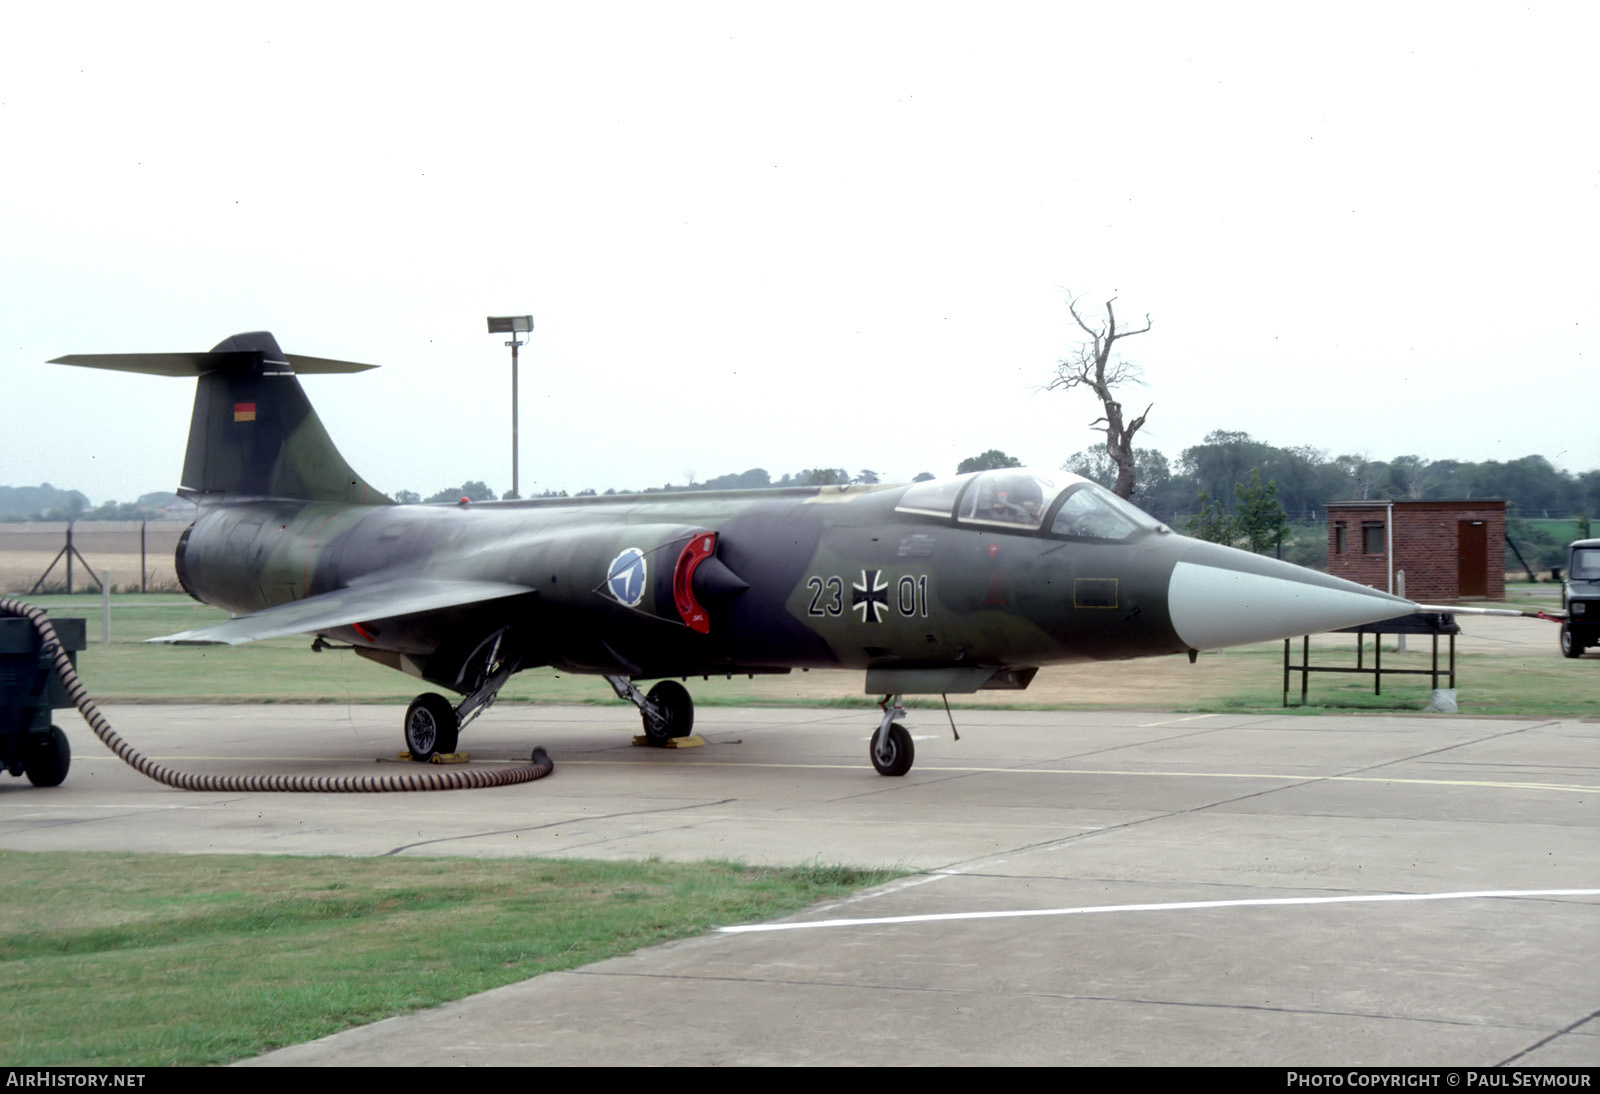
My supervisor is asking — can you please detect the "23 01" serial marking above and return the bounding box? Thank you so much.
[806,570,928,623]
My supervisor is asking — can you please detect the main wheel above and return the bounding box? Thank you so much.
[405,693,459,762]
[1560,624,1582,659]
[642,680,694,744]
[870,723,914,777]
[24,725,70,788]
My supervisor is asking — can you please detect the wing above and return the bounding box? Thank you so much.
[150,578,531,646]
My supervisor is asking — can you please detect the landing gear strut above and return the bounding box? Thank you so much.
[606,675,695,745]
[870,694,914,776]
[403,628,522,762]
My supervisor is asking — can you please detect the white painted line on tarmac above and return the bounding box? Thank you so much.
[564,759,1600,794]
[719,888,1600,934]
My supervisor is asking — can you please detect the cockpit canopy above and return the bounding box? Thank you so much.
[895,467,1163,541]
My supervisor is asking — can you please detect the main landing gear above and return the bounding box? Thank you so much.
[870,694,914,777]
[403,628,521,762]
[404,694,458,762]
[605,677,916,775]
[606,675,695,744]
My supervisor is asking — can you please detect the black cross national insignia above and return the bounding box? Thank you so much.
[852,569,889,623]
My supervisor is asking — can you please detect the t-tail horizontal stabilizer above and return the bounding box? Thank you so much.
[51,332,391,506]
[48,351,378,377]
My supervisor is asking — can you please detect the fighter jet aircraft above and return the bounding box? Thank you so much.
[53,332,1422,775]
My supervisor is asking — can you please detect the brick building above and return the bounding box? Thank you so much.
[1326,500,1506,600]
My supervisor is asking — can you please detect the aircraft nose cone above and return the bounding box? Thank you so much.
[1167,553,1413,650]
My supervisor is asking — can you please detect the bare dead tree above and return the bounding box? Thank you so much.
[1047,295,1153,499]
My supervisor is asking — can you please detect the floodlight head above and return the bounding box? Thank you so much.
[487,315,533,334]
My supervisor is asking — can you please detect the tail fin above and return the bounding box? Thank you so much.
[52,331,393,505]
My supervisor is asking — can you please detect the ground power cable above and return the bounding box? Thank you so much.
[1,598,554,792]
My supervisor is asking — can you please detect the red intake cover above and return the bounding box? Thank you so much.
[673,532,717,634]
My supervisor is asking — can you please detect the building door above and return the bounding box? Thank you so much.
[1458,520,1488,597]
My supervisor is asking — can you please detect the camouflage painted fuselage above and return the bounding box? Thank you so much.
[173,481,1211,692]
[172,473,1401,698]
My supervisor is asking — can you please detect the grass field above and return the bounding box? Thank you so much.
[0,851,900,1066]
[1526,517,1587,546]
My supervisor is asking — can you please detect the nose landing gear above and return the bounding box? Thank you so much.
[870,695,914,776]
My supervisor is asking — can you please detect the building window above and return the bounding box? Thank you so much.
[1362,521,1385,554]
[1334,522,1346,555]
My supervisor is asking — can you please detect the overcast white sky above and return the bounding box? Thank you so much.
[3,2,1596,504]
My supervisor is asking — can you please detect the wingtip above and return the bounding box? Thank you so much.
[147,632,238,646]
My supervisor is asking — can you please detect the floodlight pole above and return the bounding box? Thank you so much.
[486,315,534,499]
[510,337,520,499]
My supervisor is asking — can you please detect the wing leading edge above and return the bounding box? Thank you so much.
[150,578,532,646]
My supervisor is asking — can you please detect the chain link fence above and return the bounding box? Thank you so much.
[0,521,192,593]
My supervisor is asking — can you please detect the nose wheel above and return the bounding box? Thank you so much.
[870,695,914,776]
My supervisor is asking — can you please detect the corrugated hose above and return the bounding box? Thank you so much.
[0,597,554,792]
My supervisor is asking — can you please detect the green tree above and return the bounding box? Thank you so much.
[1062,447,1116,488]
[0,484,90,520]
[1232,468,1288,554]
[1178,431,1272,508]
[702,469,772,490]
[1184,490,1233,544]
[804,468,849,486]
[956,449,1022,474]
[1063,446,1173,511]
[425,481,497,503]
